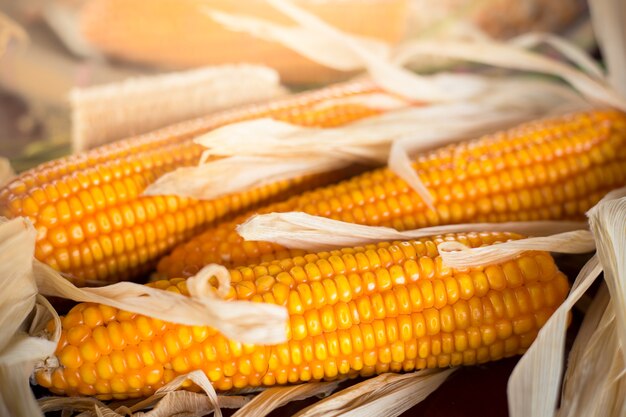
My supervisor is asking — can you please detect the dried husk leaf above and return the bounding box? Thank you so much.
[42,1,101,58]
[557,285,626,417]
[0,157,15,188]
[508,255,603,417]
[71,65,287,151]
[438,230,596,268]
[589,0,626,96]
[237,211,589,252]
[209,0,624,110]
[206,9,390,72]
[508,187,626,417]
[231,381,340,417]
[0,218,58,417]
[40,371,250,417]
[294,369,455,417]
[207,0,483,103]
[145,78,586,203]
[0,10,27,56]
[587,197,626,361]
[34,262,288,345]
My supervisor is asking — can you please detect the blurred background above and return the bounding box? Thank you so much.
[0,0,590,172]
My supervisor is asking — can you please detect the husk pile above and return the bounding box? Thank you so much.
[1,0,625,416]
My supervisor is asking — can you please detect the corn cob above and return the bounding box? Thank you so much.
[78,0,408,84]
[0,82,387,285]
[34,232,569,399]
[158,109,626,278]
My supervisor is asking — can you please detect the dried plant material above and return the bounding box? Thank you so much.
[237,211,588,252]
[0,11,27,57]
[508,255,603,417]
[438,230,596,268]
[232,381,340,417]
[0,218,58,417]
[71,65,287,151]
[392,39,626,111]
[42,1,101,58]
[40,371,250,417]
[34,261,288,344]
[146,78,585,203]
[207,9,390,73]
[589,0,626,97]
[587,195,626,364]
[508,187,626,417]
[207,1,484,103]
[556,285,625,417]
[208,0,624,111]
[0,157,15,189]
[294,369,455,417]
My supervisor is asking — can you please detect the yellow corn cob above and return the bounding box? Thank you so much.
[0,82,387,285]
[34,232,569,399]
[158,109,626,278]
[79,0,409,84]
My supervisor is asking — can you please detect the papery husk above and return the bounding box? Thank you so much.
[71,65,287,151]
[0,10,27,56]
[0,157,15,187]
[590,0,626,97]
[231,381,340,417]
[507,187,626,417]
[0,218,59,417]
[145,77,587,206]
[237,211,589,252]
[34,261,288,345]
[556,285,626,417]
[39,370,250,417]
[294,369,455,417]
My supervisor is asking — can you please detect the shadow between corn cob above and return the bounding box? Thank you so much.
[0,82,388,285]
[34,232,569,399]
[158,109,626,278]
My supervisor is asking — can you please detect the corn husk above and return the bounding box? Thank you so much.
[0,10,27,56]
[71,65,287,151]
[294,369,455,417]
[39,370,250,417]
[237,211,589,252]
[0,157,15,187]
[148,0,619,206]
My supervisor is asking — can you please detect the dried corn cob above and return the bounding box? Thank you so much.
[158,109,626,278]
[0,82,389,285]
[34,232,569,399]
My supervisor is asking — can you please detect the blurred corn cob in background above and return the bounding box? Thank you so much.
[158,109,626,278]
[35,232,570,398]
[0,81,400,285]
[64,0,584,85]
[76,0,409,85]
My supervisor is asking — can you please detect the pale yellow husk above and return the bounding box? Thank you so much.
[237,211,589,252]
[0,157,15,187]
[39,370,250,417]
[0,10,27,56]
[294,369,455,417]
